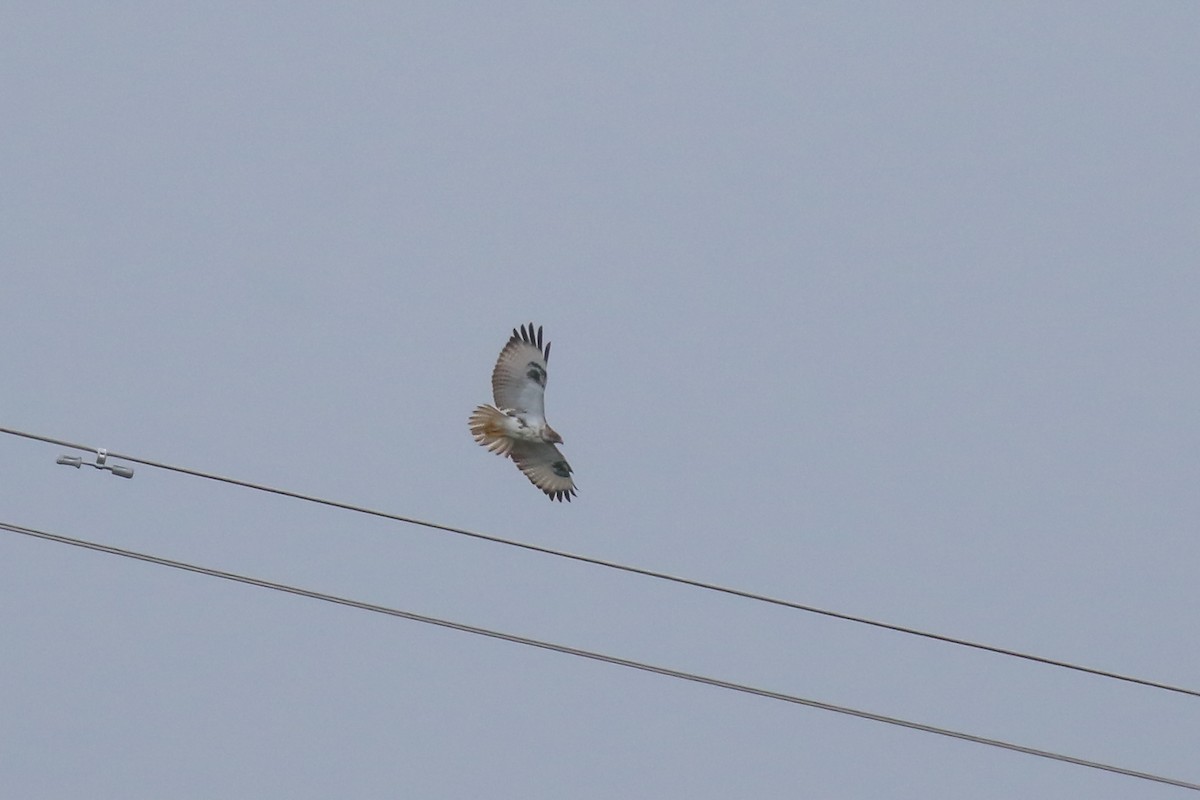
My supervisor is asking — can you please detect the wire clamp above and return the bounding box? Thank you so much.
[56,448,134,479]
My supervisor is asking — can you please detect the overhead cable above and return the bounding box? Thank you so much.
[2,425,1196,700]
[2,519,1196,792]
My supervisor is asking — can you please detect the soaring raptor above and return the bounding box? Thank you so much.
[469,324,576,501]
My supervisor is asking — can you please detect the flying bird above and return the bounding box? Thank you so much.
[469,323,576,501]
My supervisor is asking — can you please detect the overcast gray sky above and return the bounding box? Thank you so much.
[2,4,1198,797]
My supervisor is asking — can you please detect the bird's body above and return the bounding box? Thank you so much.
[469,324,576,501]
[470,405,553,452]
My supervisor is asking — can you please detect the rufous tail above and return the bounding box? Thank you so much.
[469,404,513,456]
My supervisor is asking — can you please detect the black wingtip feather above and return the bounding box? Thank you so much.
[511,322,551,361]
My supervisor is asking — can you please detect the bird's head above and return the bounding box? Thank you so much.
[543,426,563,445]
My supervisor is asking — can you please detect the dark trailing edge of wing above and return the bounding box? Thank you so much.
[513,322,551,362]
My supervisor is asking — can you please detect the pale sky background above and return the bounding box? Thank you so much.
[2,4,1198,798]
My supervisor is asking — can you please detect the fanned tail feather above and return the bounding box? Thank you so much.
[469,404,513,457]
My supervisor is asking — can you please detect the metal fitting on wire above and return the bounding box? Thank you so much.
[56,448,134,479]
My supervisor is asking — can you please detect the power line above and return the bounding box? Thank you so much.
[3,425,1198,701]
[2,518,1196,793]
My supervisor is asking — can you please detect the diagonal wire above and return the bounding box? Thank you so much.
[2,425,1197,700]
[2,518,1197,792]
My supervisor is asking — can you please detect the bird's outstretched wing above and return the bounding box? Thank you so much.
[509,440,576,502]
[492,323,550,416]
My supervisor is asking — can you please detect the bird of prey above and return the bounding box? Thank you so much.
[469,323,576,501]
